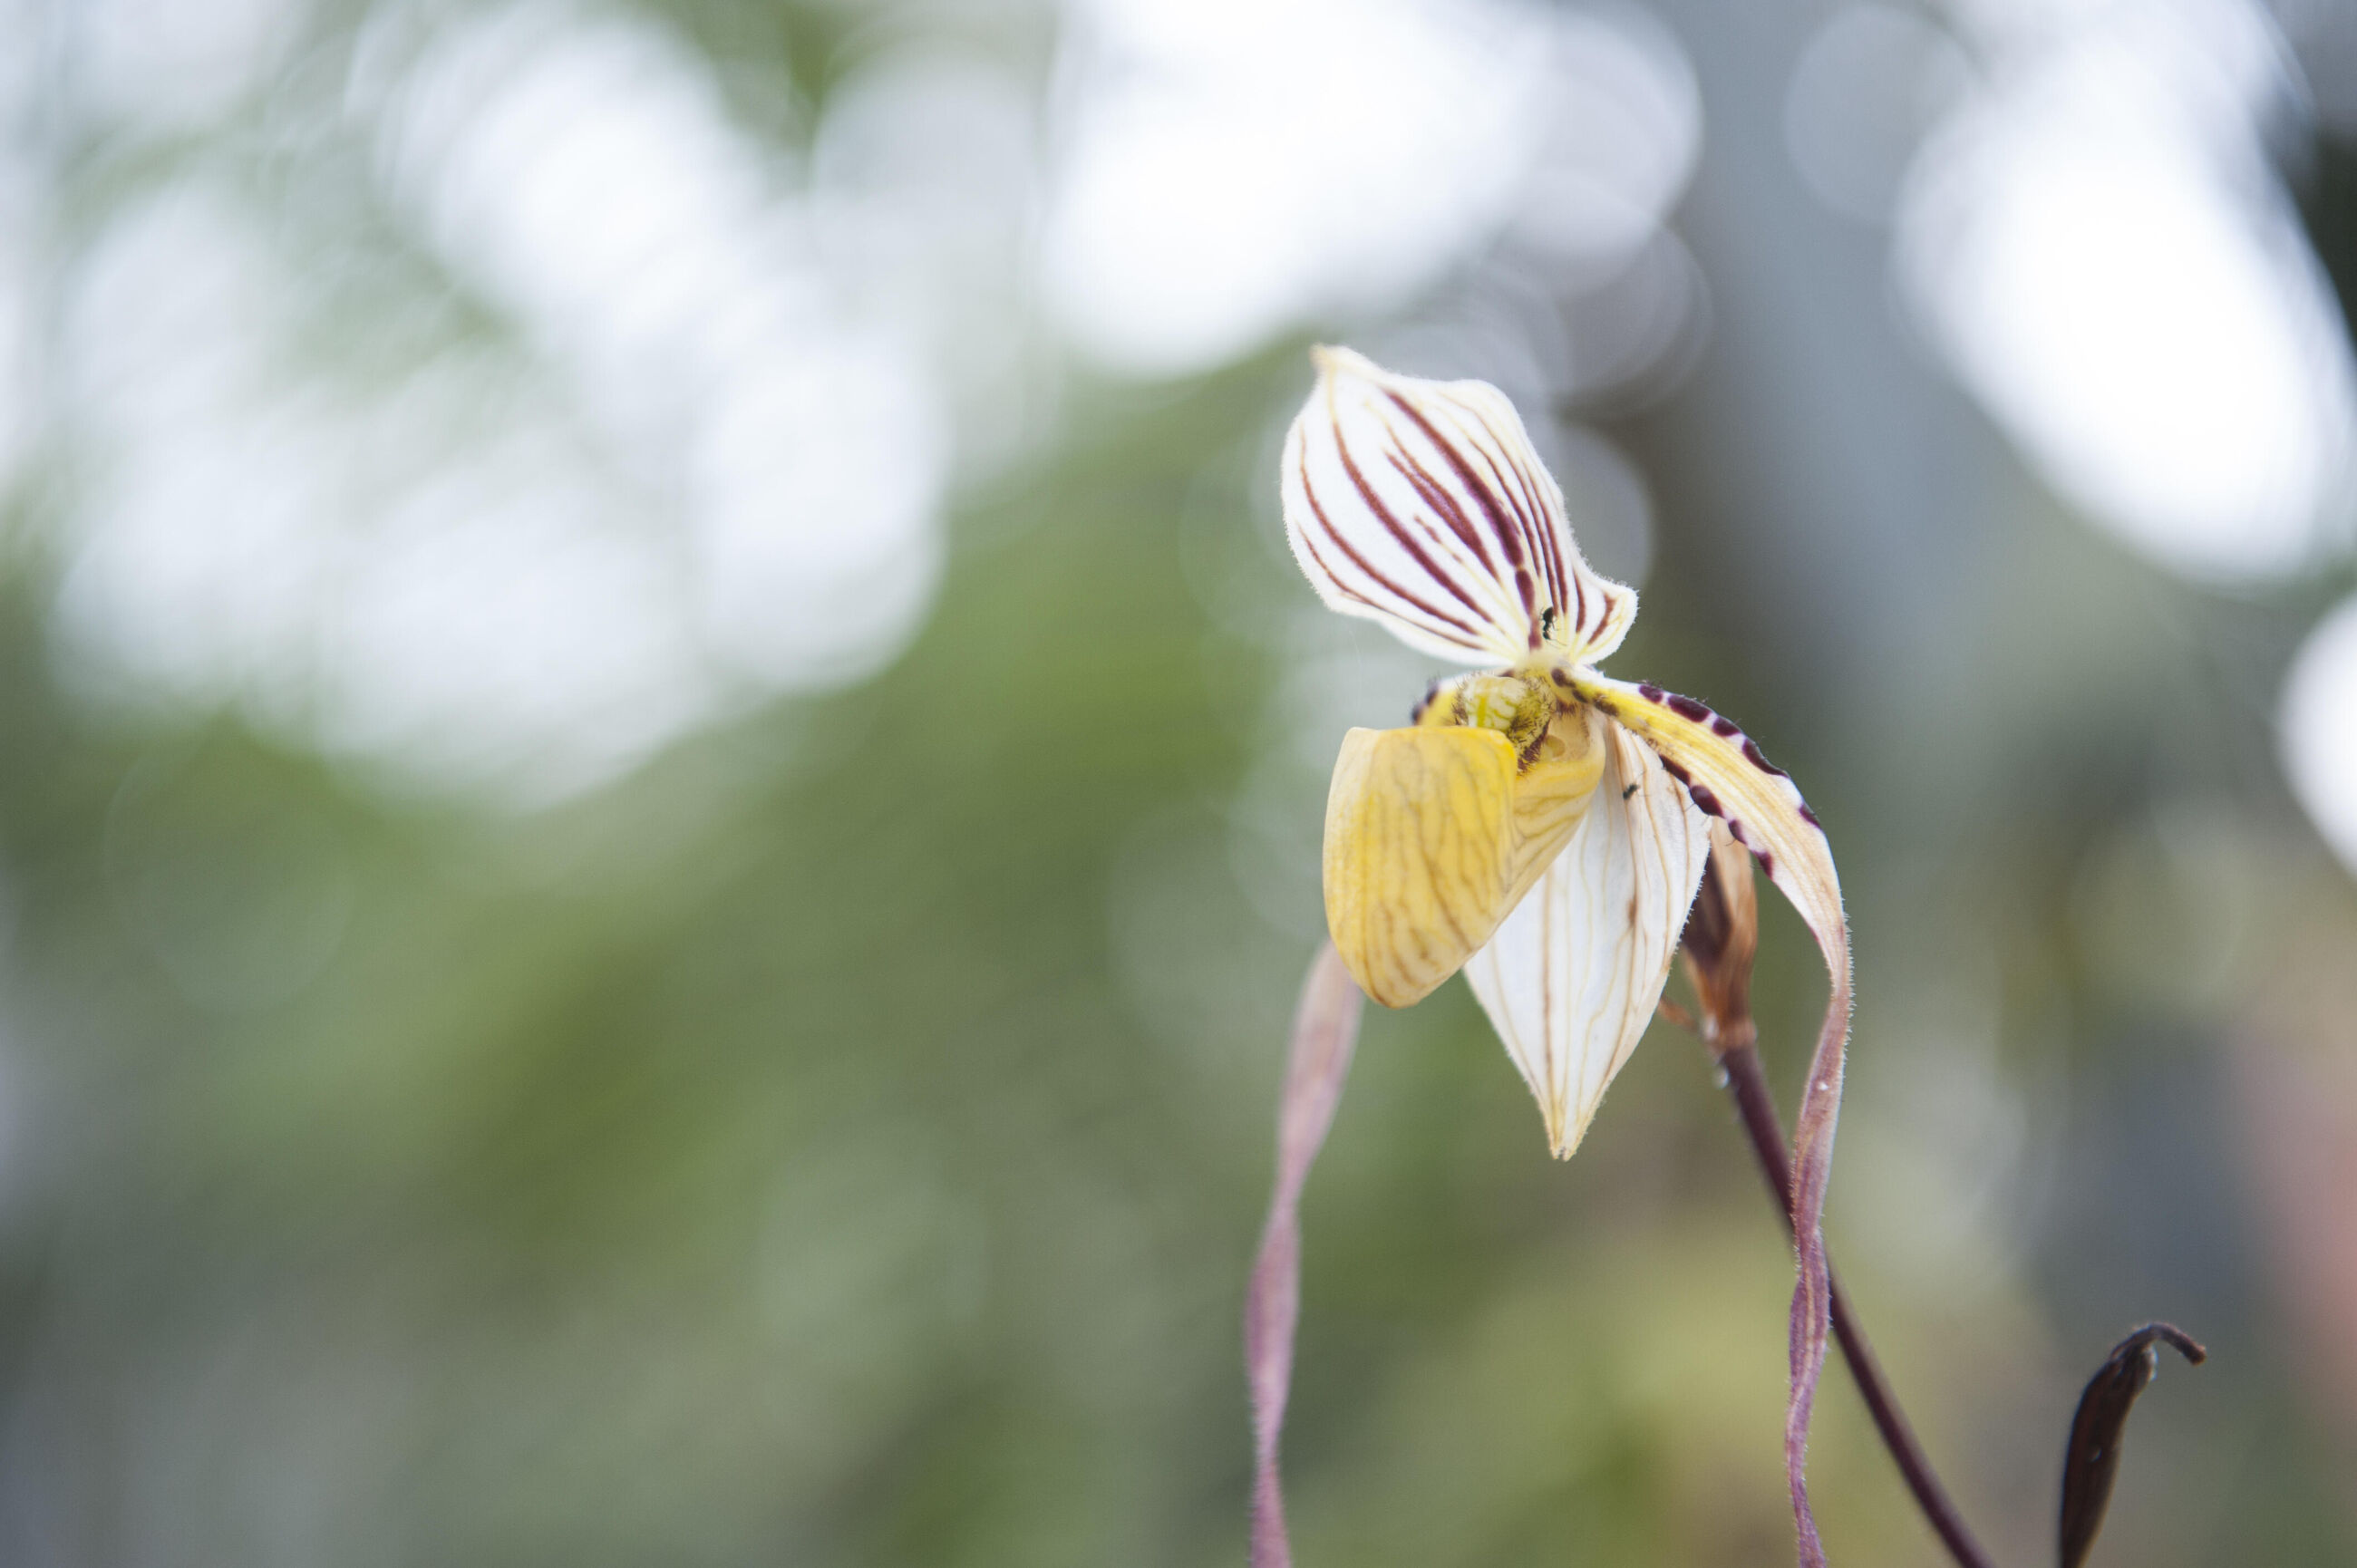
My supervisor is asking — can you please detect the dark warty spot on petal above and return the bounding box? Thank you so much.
[1798,803,1822,830]
[1550,668,1573,686]
[1659,757,1693,786]
[1689,784,1723,817]
[1711,717,1740,738]
[1728,822,1776,878]
[1666,693,1711,723]
[1742,739,1788,778]
[1636,682,1665,703]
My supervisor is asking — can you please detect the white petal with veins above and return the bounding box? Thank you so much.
[1462,718,1710,1157]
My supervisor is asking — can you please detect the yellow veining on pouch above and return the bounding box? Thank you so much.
[1323,689,1605,1007]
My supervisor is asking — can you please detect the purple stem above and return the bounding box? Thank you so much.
[1245,944,1365,1568]
[1722,1042,1997,1568]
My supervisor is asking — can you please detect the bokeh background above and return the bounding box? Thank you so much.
[2,0,2356,1562]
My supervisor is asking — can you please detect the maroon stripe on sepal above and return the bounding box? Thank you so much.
[1330,423,1491,623]
[1385,447,1498,581]
[1490,432,1571,624]
[1382,391,1538,627]
[1296,464,1486,644]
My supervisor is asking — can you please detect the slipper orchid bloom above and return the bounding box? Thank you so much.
[1280,345,1854,1560]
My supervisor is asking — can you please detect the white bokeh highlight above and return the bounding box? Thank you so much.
[376,5,950,691]
[2282,595,2357,875]
[1043,0,1697,377]
[54,4,961,802]
[55,179,717,796]
[68,0,304,133]
[1786,5,1970,225]
[1898,0,2357,583]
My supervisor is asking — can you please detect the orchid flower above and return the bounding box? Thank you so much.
[1279,346,1854,1562]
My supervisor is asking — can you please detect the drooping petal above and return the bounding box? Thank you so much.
[1461,717,1712,1157]
[1566,668,1851,1568]
[1322,718,1604,1009]
[1281,347,1637,667]
[1566,673,1844,968]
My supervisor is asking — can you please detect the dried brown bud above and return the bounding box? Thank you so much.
[1680,821,1760,1054]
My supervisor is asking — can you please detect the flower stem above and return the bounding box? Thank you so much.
[1718,1042,1998,1568]
[1246,944,1365,1568]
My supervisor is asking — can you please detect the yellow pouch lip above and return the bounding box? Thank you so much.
[1322,708,1604,1009]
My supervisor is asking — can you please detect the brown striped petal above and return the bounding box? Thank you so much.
[1566,667,1851,1568]
[1281,347,1637,667]
[1460,717,1712,1157]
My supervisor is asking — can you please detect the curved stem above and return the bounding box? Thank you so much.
[1246,944,1365,1568]
[1719,1043,1999,1568]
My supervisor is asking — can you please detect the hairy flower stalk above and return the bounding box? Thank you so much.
[1262,348,1855,1564]
[1245,945,1363,1568]
[1680,828,1995,1568]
